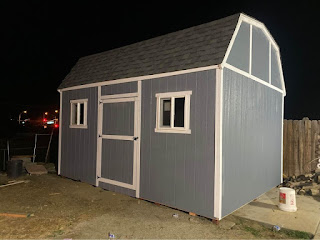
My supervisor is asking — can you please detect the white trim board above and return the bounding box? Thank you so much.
[214,67,223,220]
[59,65,219,92]
[281,95,284,183]
[101,135,134,141]
[223,63,283,94]
[101,92,138,100]
[135,80,142,198]
[58,91,62,175]
[98,177,136,190]
[96,86,102,187]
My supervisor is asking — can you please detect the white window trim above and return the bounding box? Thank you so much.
[69,98,88,128]
[155,91,191,134]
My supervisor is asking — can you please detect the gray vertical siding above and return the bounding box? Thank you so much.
[101,139,134,184]
[251,26,269,82]
[140,70,216,219]
[60,87,98,185]
[221,68,282,217]
[101,82,137,95]
[226,22,250,72]
[102,102,134,136]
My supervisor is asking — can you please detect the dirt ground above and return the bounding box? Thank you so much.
[0,173,309,239]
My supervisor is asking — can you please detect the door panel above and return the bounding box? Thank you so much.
[101,139,134,184]
[98,97,137,190]
[102,101,134,136]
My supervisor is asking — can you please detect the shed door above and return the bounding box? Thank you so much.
[97,97,138,190]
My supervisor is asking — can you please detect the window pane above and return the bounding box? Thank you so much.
[174,97,185,127]
[160,98,171,127]
[79,103,84,125]
[72,103,78,125]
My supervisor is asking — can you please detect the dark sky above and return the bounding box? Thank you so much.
[2,1,320,119]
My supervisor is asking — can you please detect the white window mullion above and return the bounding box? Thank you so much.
[170,97,175,128]
[77,102,80,125]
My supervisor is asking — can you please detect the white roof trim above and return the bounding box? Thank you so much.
[59,65,219,92]
[222,13,286,96]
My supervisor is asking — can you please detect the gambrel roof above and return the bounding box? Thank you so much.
[58,13,240,89]
[58,13,285,95]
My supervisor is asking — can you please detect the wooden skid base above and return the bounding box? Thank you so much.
[139,197,219,224]
[212,218,220,225]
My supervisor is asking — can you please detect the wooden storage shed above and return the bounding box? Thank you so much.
[58,13,286,220]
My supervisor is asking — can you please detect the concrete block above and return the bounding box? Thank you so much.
[25,164,48,175]
[219,220,236,230]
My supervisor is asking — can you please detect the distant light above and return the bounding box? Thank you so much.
[43,118,47,122]
[23,110,27,114]
[45,112,48,115]
[22,121,25,124]
[54,124,59,128]
[55,110,59,113]
[47,120,54,124]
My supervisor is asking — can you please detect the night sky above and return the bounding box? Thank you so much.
[2,1,320,120]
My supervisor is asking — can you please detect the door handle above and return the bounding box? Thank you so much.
[133,137,139,141]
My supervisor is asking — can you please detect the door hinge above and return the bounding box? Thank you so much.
[133,137,139,141]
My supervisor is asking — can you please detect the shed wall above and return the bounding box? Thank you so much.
[60,87,98,185]
[221,68,282,217]
[140,70,216,218]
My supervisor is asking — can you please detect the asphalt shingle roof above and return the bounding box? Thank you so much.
[58,13,240,89]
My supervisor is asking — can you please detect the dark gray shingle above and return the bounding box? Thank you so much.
[59,13,240,89]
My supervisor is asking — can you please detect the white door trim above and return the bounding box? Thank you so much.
[99,177,136,190]
[101,135,134,141]
[101,92,138,100]
[96,95,140,194]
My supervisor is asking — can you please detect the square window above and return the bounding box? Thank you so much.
[155,91,191,134]
[70,99,88,128]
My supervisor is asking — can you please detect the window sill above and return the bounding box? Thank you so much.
[154,128,191,134]
[69,125,88,129]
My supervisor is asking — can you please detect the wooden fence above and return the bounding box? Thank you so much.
[283,118,320,176]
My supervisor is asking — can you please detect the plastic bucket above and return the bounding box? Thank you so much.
[6,160,23,179]
[278,187,297,212]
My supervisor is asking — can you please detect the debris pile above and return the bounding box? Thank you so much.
[282,169,320,196]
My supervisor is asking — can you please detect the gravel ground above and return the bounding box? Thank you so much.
[0,173,305,239]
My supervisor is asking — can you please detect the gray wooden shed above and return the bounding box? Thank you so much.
[57,13,285,220]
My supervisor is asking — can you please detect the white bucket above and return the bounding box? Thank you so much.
[278,187,297,212]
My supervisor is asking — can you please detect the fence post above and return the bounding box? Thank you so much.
[2,150,5,171]
[6,140,10,161]
[33,134,38,163]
